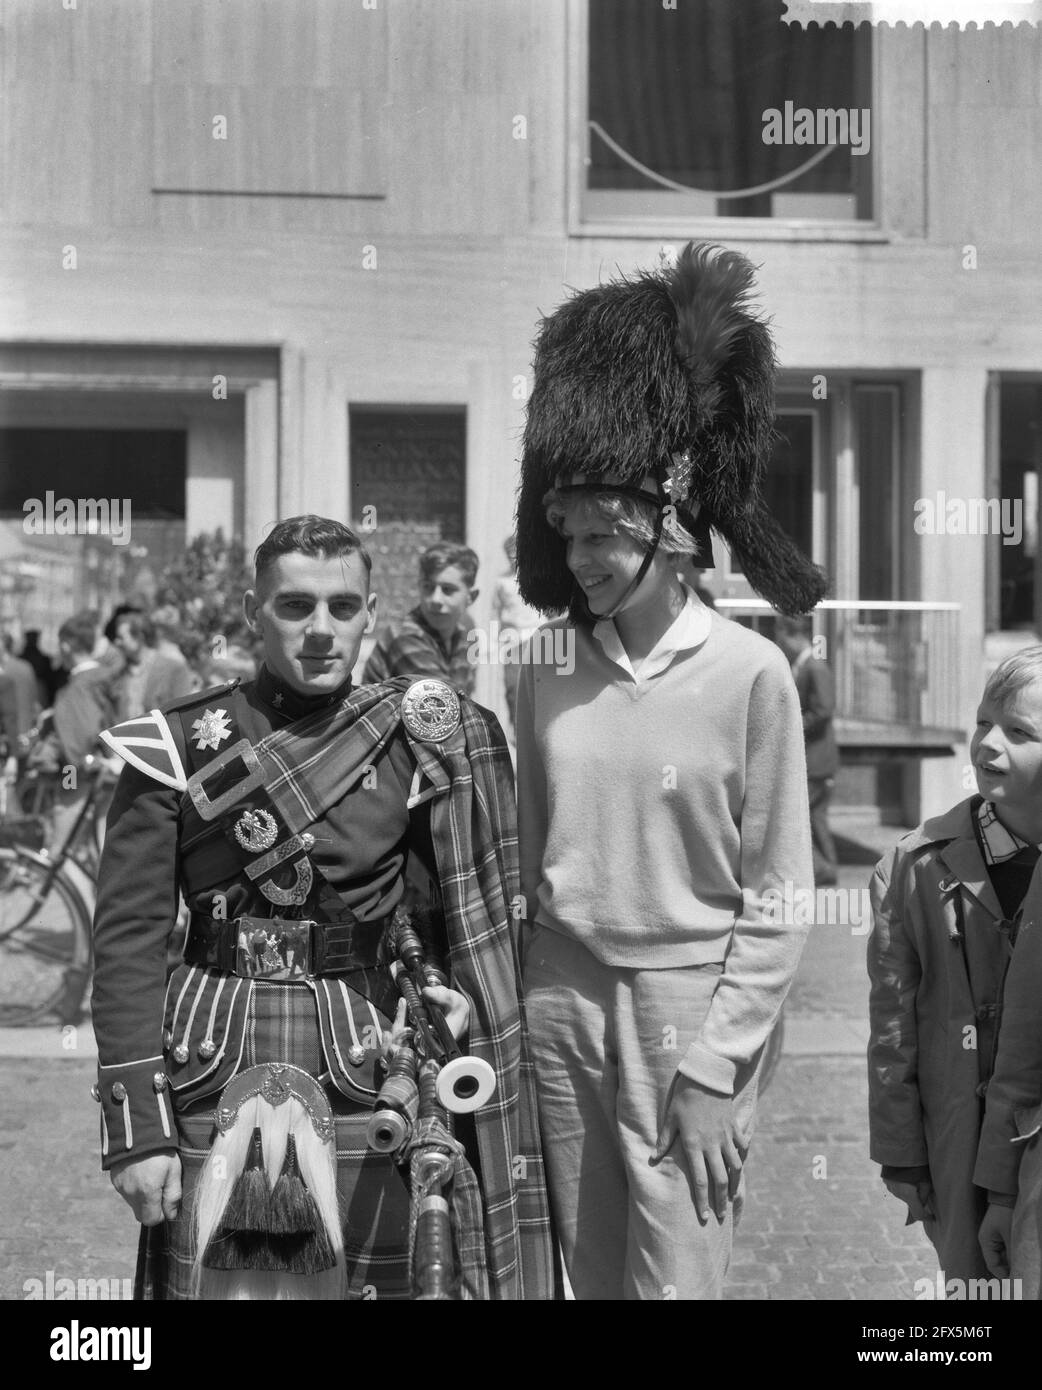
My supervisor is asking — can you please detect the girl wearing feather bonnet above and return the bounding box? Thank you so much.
[514,244,826,1299]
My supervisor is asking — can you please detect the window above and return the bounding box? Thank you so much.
[0,428,187,636]
[584,0,873,225]
[716,405,823,599]
[990,377,1042,633]
[856,386,901,601]
[348,408,466,625]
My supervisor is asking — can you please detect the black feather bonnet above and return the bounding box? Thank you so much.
[515,242,828,617]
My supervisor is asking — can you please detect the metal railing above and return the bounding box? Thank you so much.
[714,599,962,736]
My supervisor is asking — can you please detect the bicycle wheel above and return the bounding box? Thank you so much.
[0,846,93,1026]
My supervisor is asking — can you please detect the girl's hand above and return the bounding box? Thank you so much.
[652,1075,747,1223]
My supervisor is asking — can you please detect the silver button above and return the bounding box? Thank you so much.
[153,1073,168,1092]
[347,1045,366,1066]
[198,1040,216,1060]
[111,1082,127,1102]
[300,832,315,851]
[90,1083,100,1102]
[172,1044,189,1065]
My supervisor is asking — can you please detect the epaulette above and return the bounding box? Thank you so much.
[100,679,241,793]
[161,676,242,714]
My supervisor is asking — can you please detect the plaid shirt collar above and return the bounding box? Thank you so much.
[977,799,1036,866]
[406,605,467,659]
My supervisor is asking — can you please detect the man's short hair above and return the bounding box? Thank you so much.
[115,611,156,647]
[254,515,373,589]
[983,644,1042,709]
[419,542,479,588]
[58,612,98,656]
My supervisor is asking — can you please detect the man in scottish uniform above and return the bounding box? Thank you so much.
[90,514,554,1300]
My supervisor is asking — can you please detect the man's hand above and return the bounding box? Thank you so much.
[651,1075,746,1224]
[979,1203,1014,1278]
[387,961,471,1044]
[110,1152,182,1227]
[882,1177,936,1224]
[422,983,470,1042]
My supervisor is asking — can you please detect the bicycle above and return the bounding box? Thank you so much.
[0,758,112,1026]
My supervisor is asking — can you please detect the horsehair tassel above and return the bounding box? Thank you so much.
[203,1125,272,1270]
[220,1125,271,1233]
[268,1133,318,1236]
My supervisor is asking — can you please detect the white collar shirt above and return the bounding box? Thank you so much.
[590,583,712,692]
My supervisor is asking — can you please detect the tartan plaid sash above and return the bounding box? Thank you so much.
[183,678,555,1300]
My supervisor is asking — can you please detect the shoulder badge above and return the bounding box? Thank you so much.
[191,708,233,752]
[160,677,241,716]
[401,678,461,743]
[99,710,190,792]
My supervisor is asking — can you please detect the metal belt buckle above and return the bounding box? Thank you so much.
[188,739,268,823]
[233,919,316,981]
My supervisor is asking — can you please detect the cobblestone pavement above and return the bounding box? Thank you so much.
[726,1056,936,1300]
[0,1053,137,1302]
[726,822,939,1301]
[0,818,946,1303]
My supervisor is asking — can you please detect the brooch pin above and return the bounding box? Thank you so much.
[192,708,233,752]
[663,449,695,505]
[259,859,313,906]
[234,807,279,853]
[401,679,461,743]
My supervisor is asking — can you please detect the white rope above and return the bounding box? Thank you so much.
[588,120,837,199]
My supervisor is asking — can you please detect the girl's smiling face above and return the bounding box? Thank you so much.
[551,496,652,617]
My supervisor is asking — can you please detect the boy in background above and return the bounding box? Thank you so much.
[364,542,479,696]
[868,647,1042,1286]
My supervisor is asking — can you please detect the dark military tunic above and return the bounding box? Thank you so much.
[91,666,438,1298]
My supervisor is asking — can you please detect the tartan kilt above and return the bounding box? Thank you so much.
[136,981,413,1301]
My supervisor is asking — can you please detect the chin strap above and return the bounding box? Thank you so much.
[571,502,667,625]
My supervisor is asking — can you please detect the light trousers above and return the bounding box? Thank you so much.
[524,922,762,1300]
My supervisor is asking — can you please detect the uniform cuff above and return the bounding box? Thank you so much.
[94,1056,174,1171]
[881,1164,931,1184]
[677,1043,736,1097]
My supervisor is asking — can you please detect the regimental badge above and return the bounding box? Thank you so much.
[664,448,695,505]
[233,807,279,853]
[191,708,233,752]
[401,679,461,743]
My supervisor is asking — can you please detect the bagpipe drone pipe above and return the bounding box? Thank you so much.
[367,908,497,1300]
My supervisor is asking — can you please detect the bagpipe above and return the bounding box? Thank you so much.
[367,907,498,1300]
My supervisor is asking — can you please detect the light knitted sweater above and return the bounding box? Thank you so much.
[516,609,813,1095]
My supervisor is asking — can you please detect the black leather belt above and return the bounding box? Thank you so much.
[184,913,388,981]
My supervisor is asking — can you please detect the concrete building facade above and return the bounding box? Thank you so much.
[1,0,1041,819]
